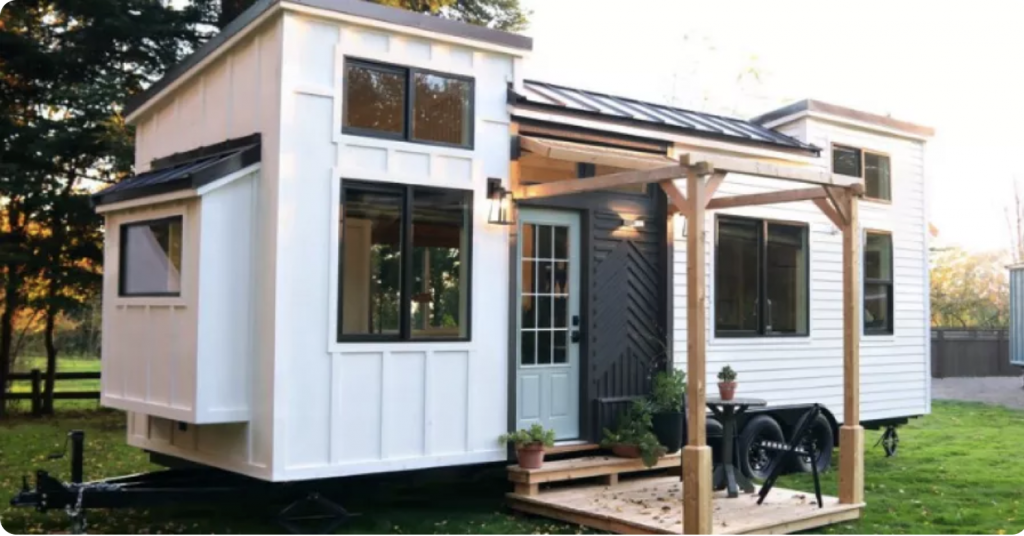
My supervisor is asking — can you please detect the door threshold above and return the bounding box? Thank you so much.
[547,441,600,455]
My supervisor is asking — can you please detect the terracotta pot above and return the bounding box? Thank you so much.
[611,444,642,459]
[718,381,737,401]
[516,442,546,469]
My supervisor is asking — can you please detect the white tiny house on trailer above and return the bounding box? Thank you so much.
[93,0,933,486]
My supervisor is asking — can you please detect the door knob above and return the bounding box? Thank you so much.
[571,330,582,343]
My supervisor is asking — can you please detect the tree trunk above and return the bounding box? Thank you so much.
[42,304,58,415]
[0,264,19,419]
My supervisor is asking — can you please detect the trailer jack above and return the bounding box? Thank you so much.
[9,431,356,534]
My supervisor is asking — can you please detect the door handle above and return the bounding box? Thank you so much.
[571,330,582,343]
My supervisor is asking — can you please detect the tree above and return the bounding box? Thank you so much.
[214,0,529,31]
[0,0,211,416]
[930,247,1009,328]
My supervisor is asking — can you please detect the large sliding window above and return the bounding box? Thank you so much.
[338,181,472,341]
[864,232,894,335]
[715,216,809,337]
[343,59,474,148]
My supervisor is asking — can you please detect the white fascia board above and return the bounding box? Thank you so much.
[511,106,820,165]
[764,110,931,143]
[196,163,262,196]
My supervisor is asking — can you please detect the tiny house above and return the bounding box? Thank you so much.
[93,0,933,489]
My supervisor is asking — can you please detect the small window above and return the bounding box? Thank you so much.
[119,217,183,297]
[343,59,474,148]
[832,144,891,201]
[715,216,808,337]
[864,232,893,335]
[339,181,472,341]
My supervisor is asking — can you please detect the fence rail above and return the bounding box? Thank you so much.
[931,329,1021,378]
[7,369,101,415]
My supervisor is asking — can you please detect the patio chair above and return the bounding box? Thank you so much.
[755,404,824,508]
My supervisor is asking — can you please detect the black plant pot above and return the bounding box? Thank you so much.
[652,411,684,453]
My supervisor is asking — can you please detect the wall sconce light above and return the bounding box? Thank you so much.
[620,216,645,229]
[487,178,514,226]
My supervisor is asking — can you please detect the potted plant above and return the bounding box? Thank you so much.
[717,365,738,400]
[649,368,686,453]
[600,400,667,468]
[499,424,556,469]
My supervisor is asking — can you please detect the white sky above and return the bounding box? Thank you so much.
[519,0,1024,252]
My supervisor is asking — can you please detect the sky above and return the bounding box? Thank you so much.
[518,0,1024,253]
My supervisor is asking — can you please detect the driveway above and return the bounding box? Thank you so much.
[932,376,1024,410]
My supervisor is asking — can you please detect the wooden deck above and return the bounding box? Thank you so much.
[507,475,863,535]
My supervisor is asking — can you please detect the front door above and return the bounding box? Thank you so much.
[516,208,581,440]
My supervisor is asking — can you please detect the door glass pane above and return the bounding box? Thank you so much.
[554,297,567,328]
[343,62,406,136]
[554,261,569,294]
[538,331,552,365]
[553,331,567,364]
[538,296,553,328]
[766,223,808,334]
[409,187,471,339]
[715,218,760,333]
[864,153,891,200]
[522,224,535,259]
[522,294,536,329]
[554,226,568,259]
[340,186,403,336]
[521,331,535,365]
[539,225,553,259]
[538,261,553,293]
[865,282,892,333]
[411,72,472,147]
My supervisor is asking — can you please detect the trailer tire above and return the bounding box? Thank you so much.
[738,415,784,481]
[789,414,834,474]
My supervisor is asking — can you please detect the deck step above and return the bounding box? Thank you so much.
[508,452,681,495]
[545,442,601,456]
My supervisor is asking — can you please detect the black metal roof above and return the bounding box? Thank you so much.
[124,0,532,119]
[93,135,261,206]
[511,80,819,154]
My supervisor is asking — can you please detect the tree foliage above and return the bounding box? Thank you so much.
[930,247,1009,329]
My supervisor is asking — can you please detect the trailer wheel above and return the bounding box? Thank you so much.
[790,414,834,474]
[738,416,784,481]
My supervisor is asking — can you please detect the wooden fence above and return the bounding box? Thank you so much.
[7,369,101,415]
[931,329,1022,378]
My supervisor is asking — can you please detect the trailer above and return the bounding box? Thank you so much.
[10,0,933,533]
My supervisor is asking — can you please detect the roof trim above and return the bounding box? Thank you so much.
[753,99,935,139]
[125,0,532,122]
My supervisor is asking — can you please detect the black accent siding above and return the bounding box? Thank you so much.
[520,185,669,442]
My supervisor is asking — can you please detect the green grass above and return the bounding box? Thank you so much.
[7,358,102,413]
[0,401,1021,534]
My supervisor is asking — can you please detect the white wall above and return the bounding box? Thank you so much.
[271,12,521,481]
[672,118,930,424]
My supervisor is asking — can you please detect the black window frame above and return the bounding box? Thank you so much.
[337,179,474,343]
[118,215,184,298]
[831,143,892,202]
[342,58,476,150]
[863,230,895,336]
[714,214,810,338]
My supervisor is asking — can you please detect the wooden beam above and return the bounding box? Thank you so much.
[824,186,849,225]
[515,164,687,200]
[660,180,690,218]
[520,136,675,170]
[682,161,712,535]
[705,186,829,211]
[813,198,844,228]
[703,171,727,203]
[839,192,865,506]
[684,149,865,188]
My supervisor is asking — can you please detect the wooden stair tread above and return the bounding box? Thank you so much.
[545,442,601,455]
[508,452,681,484]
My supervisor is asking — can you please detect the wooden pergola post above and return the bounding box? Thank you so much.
[681,164,712,535]
[839,190,865,505]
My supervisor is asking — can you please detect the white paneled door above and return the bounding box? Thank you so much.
[516,209,581,440]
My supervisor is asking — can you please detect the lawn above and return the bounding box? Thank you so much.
[0,401,1021,535]
[6,358,102,414]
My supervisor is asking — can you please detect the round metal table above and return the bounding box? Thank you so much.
[706,397,767,498]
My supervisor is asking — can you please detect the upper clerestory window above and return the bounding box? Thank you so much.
[343,59,474,149]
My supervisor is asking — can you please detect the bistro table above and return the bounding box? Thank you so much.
[706,397,767,498]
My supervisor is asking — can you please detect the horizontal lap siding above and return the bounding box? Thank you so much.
[672,118,930,424]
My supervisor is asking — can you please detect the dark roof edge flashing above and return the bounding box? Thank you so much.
[753,99,935,138]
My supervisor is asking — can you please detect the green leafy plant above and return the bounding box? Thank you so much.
[718,365,737,383]
[498,423,556,448]
[600,400,667,467]
[650,368,687,413]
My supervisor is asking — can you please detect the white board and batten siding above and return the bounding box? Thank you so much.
[671,117,931,424]
[272,12,522,481]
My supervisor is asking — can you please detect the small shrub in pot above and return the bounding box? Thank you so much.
[499,424,556,469]
[649,369,686,453]
[717,365,738,400]
[600,400,667,468]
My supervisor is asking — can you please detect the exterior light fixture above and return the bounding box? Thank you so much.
[487,178,514,225]
[620,216,645,229]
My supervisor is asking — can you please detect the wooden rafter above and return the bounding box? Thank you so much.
[704,171,727,200]
[706,186,829,211]
[813,198,845,228]
[514,164,687,200]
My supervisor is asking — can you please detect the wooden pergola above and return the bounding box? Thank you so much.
[510,134,865,535]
